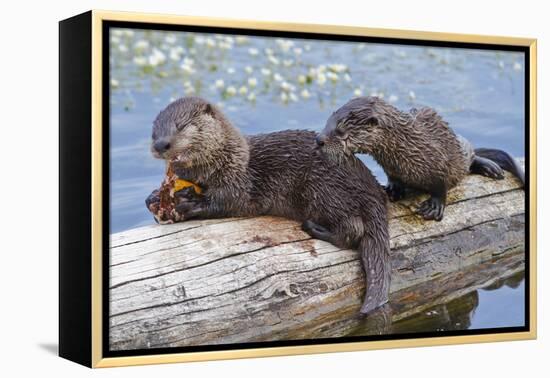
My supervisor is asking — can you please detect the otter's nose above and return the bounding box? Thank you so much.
[153,140,171,154]
[316,134,328,147]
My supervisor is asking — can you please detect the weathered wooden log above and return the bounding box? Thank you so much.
[109,162,525,350]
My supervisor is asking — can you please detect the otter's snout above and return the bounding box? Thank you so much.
[316,134,328,147]
[152,139,171,156]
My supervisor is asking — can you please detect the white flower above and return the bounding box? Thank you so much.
[274,73,283,82]
[206,38,216,47]
[344,73,351,82]
[134,40,149,50]
[169,46,184,61]
[111,35,120,44]
[112,29,124,37]
[123,30,134,37]
[353,88,363,97]
[235,36,249,44]
[268,55,280,65]
[133,56,147,66]
[317,73,327,85]
[408,91,416,100]
[247,92,256,101]
[245,66,253,74]
[226,86,237,96]
[118,44,128,53]
[265,48,274,56]
[297,75,306,85]
[498,61,505,69]
[283,59,293,67]
[110,79,119,88]
[248,77,258,87]
[218,41,232,50]
[261,68,271,76]
[239,86,248,95]
[329,63,347,73]
[280,92,289,102]
[300,89,311,99]
[195,36,205,45]
[248,47,259,56]
[184,82,195,95]
[289,92,298,102]
[227,67,236,74]
[180,63,195,74]
[293,47,303,55]
[327,72,339,82]
[280,81,294,91]
[304,44,311,51]
[389,94,399,102]
[276,39,294,52]
[513,62,522,71]
[165,34,177,44]
[182,57,194,66]
[215,79,225,89]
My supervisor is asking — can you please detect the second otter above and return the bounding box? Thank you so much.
[318,96,525,221]
[147,97,390,315]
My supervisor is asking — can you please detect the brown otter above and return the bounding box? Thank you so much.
[317,96,525,221]
[145,96,390,315]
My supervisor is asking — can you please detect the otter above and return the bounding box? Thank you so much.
[317,96,525,221]
[145,97,390,315]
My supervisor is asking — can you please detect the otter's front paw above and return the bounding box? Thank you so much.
[385,181,405,202]
[417,196,445,221]
[145,189,161,220]
[174,192,207,220]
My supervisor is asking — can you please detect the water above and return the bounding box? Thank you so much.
[108,28,526,332]
[390,272,525,334]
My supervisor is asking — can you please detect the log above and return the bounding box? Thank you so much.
[109,161,525,351]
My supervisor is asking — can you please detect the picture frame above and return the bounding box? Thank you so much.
[59,10,537,368]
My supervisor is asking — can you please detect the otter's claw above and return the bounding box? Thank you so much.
[471,156,505,180]
[145,189,161,213]
[478,162,504,179]
[417,197,445,221]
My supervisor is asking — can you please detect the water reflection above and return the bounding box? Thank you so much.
[347,271,525,336]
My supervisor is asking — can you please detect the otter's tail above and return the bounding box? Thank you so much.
[359,233,391,315]
[474,148,525,186]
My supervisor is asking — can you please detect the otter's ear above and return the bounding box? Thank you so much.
[204,103,214,115]
[365,116,378,126]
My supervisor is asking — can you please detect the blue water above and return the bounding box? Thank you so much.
[108,28,526,332]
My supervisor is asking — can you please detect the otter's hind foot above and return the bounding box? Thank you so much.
[301,220,337,245]
[417,196,445,221]
[470,156,505,180]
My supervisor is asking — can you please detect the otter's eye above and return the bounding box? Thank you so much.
[335,128,346,137]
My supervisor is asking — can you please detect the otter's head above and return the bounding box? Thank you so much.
[151,97,233,167]
[317,97,387,162]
